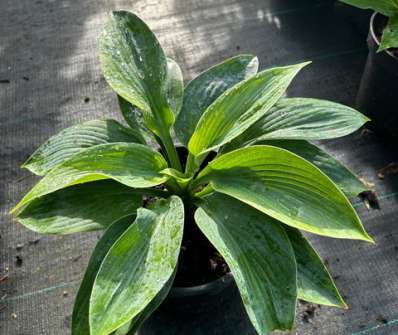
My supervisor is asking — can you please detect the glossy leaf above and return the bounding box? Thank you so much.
[188,62,309,158]
[99,11,174,137]
[22,119,144,176]
[166,58,184,116]
[195,193,297,334]
[254,140,367,196]
[379,14,398,51]
[222,98,369,152]
[175,55,259,146]
[72,216,134,335]
[339,0,398,17]
[194,145,373,242]
[284,226,347,308]
[15,180,142,234]
[117,95,153,143]
[117,58,183,143]
[89,196,184,335]
[13,143,168,212]
[113,272,176,335]
[161,168,193,189]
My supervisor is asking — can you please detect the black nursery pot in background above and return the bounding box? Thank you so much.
[138,274,257,335]
[356,13,398,140]
[333,1,372,37]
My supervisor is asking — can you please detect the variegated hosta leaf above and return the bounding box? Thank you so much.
[117,57,183,144]
[15,180,142,234]
[12,143,168,212]
[188,62,310,159]
[161,168,193,189]
[72,216,134,335]
[166,57,184,116]
[284,227,347,308]
[22,119,144,176]
[254,140,367,197]
[89,196,184,335]
[117,95,153,144]
[339,0,398,17]
[99,11,175,137]
[221,98,369,153]
[175,55,259,146]
[194,145,373,242]
[113,272,176,335]
[379,14,398,51]
[195,193,297,334]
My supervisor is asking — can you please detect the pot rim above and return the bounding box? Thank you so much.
[369,12,398,60]
[169,272,233,298]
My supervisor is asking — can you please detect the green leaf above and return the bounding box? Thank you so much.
[117,57,183,143]
[253,140,367,196]
[284,227,347,308]
[22,119,144,176]
[117,95,153,144]
[222,98,369,153]
[72,216,134,335]
[188,63,310,158]
[89,196,184,335]
[339,0,398,17]
[15,180,142,234]
[12,143,168,213]
[113,271,176,335]
[195,193,297,334]
[175,55,259,146]
[161,168,193,189]
[99,11,174,137]
[379,14,398,51]
[166,58,184,116]
[194,145,373,242]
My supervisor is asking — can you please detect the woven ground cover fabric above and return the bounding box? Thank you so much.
[1,0,397,334]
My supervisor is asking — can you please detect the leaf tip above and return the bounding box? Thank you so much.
[298,60,312,68]
[360,230,375,244]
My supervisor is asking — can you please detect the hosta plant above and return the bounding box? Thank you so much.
[340,0,398,51]
[12,10,374,335]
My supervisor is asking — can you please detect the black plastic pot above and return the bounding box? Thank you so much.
[138,273,257,335]
[333,2,372,37]
[356,12,398,139]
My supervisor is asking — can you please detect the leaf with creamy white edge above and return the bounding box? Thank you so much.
[12,143,168,212]
[195,193,297,334]
[22,119,145,176]
[175,55,259,146]
[221,98,369,153]
[15,180,142,234]
[89,196,184,335]
[194,145,373,242]
[188,62,310,159]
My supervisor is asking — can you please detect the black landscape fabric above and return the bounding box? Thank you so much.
[1,0,397,334]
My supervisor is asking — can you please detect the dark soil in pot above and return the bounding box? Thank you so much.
[356,12,398,140]
[138,147,257,334]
